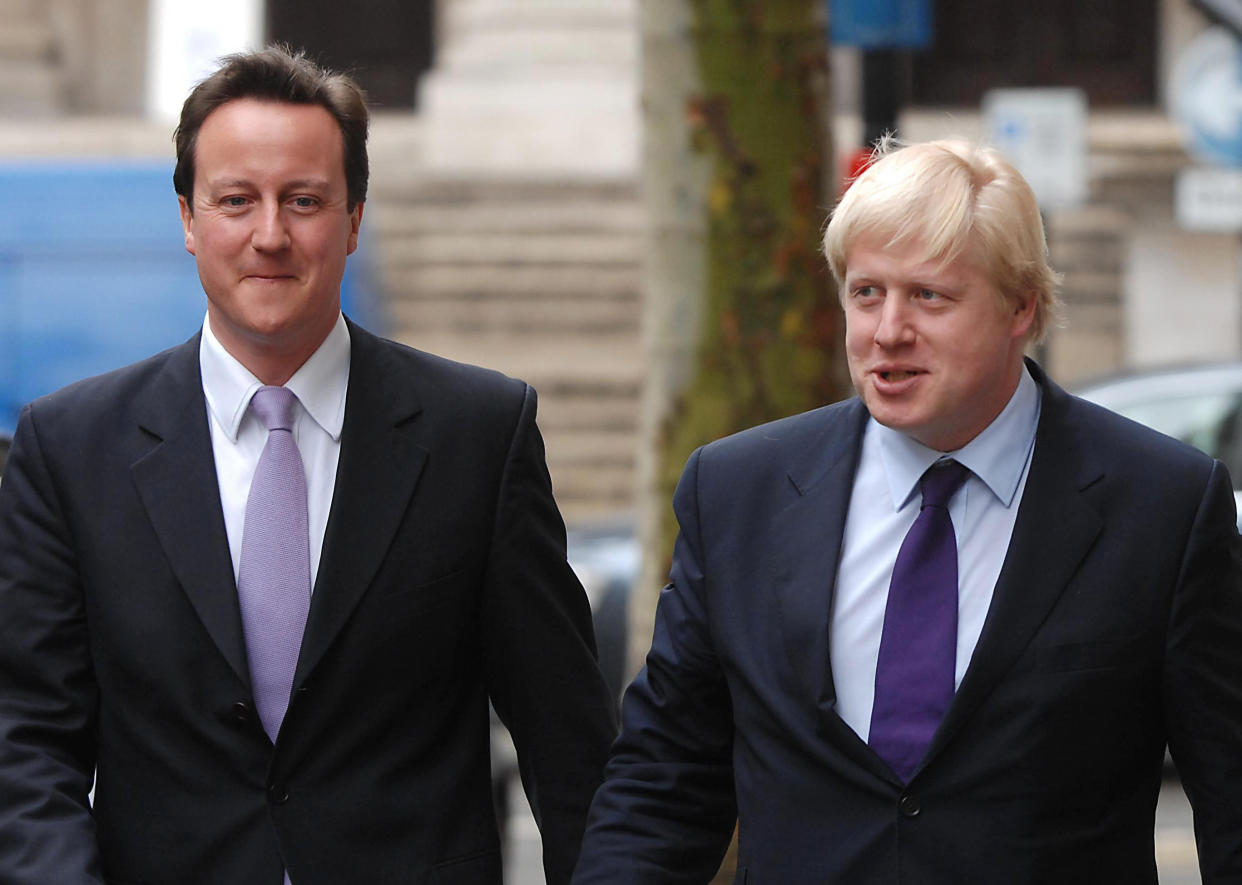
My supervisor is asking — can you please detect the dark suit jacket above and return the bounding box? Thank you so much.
[0,321,617,884]
[574,362,1242,884]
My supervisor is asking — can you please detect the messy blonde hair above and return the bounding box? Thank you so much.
[823,137,1062,342]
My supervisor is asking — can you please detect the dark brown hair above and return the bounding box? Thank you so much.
[173,44,369,211]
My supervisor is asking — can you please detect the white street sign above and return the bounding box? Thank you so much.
[1176,166,1242,231]
[984,88,1089,210]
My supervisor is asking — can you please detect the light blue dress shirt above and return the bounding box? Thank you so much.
[830,365,1041,741]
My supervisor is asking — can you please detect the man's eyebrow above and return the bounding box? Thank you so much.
[203,178,253,191]
[201,178,333,191]
[283,179,333,191]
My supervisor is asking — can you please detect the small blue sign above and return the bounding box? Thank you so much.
[1172,27,1242,168]
[830,0,933,49]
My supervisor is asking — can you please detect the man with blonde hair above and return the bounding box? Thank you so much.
[573,139,1242,883]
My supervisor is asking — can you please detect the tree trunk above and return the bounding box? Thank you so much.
[634,1,848,878]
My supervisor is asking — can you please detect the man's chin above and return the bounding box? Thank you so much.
[862,399,942,444]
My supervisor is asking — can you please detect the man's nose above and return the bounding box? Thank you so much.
[874,295,915,347]
[251,204,291,252]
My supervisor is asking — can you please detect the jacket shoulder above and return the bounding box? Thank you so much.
[1053,385,1219,478]
[23,337,198,430]
[698,398,865,468]
[351,324,529,403]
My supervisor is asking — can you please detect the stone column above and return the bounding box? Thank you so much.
[417,0,639,179]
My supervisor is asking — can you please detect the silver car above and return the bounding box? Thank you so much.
[1075,362,1242,529]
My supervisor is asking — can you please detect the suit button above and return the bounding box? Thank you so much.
[231,701,252,723]
[898,795,921,818]
[268,783,289,805]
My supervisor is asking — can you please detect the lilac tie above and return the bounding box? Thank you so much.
[869,459,970,782]
[237,386,310,744]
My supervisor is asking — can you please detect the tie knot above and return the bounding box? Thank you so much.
[919,459,970,509]
[249,386,298,432]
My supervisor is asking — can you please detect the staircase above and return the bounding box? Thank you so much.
[368,117,644,520]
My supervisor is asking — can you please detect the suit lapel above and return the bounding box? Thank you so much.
[922,367,1104,769]
[769,400,894,777]
[129,336,250,684]
[293,324,427,687]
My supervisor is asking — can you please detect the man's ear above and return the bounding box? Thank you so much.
[1009,291,1036,339]
[346,201,364,256]
[178,196,196,256]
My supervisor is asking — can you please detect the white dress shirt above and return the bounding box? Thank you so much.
[199,314,351,589]
[830,365,1041,741]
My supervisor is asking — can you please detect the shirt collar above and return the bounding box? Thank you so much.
[876,363,1041,510]
[200,313,351,442]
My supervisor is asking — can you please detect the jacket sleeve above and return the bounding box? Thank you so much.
[573,447,739,884]
[481,383,619,885]
[0,404,105,883]
[1162,459,1242,884]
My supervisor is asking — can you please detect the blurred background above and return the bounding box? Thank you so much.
[0,0,1233,881]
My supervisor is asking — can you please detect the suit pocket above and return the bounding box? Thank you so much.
[1034,636,1139,673]
[381,563,470,604]
[429,848,502,884]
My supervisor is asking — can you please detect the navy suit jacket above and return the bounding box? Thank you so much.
[0,321,617,884]
[574,362,1242,884]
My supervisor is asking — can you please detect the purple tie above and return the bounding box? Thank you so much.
[869,459,970,782]
[237,386,310,744]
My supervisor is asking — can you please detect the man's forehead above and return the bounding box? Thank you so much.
[196,98,343,146]
[845,237,981,279]
[192,99,347,188]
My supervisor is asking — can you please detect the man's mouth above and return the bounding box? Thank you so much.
[878,370,920,382]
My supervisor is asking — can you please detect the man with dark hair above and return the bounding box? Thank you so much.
[0,45,616,884]
[172,45,370,212]
[574,140,1242,883]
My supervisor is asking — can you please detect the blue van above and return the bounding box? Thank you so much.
[0,161,383,436]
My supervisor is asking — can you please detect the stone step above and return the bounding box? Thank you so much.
[388,291,638,335]
[383,232,642,267]
[1046,204,1132,237]
[445,0,635,35]
[548,458,635,489]
[533,375,642,401]
[0,61,63,116]
[536,390,639,433]
[419,70,635,112]
[367,114,427,161]
[0,0,43,18]
[441,30,635,70]
[1058,270,1123,304]
[548,442,635,477]
[0,116,168,156]
[545,427,637,465]
[370,170,639,203]
[0,19,54,60]
[381,264,640,301]
[548,469,635,520]
[368,199,642,235]
[394,331,642,388]
[1050,239,1123,276]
